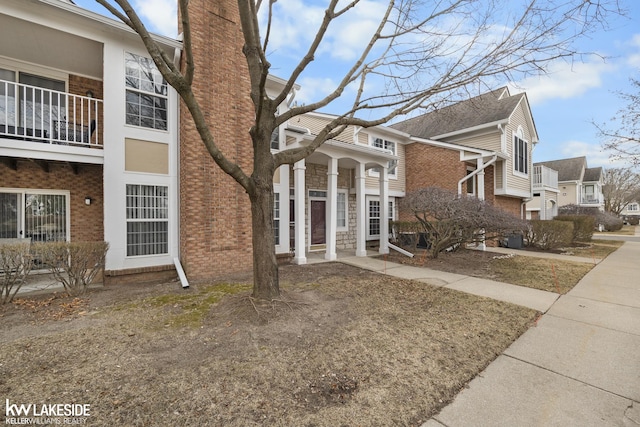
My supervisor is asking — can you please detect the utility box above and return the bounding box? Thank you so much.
[507,234,523,249]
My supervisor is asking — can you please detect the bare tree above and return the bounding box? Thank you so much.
[595,77,640,166]
[401,187,526,258]
[95,0,620,300]
[602,167,640,215]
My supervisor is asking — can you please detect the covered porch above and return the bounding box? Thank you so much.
[276,131,399,264]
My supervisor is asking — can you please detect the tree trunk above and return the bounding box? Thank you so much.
[249,173,280,300]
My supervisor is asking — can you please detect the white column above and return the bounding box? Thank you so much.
[293,160,307,265]
[477,157,485,201]
[379,166,389,255]
[325,158,338,261]
[355,162,367,257]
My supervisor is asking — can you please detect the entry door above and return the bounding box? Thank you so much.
[310,200,326,245]
[0,193,19,238]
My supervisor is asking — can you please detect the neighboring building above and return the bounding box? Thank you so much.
[620,201,640,224]
[532,157,604,211]
[1,0,541,284]
[1,0,181,284]
[527,163,559,220]
[392,87,539,219]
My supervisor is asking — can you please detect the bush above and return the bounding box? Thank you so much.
[554,215,595,242]
[528,220,574,250]
[0,241,33,304]
[597,211,624,231]
[34,241,108,296]
[390,221,423,251]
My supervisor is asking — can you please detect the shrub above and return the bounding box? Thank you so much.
[0,241,33,304]
[528,220,573,250]
[401,187,526,258]
[596,211,624,231]
[554,215,595,242]
[34,241,108,296]
[390,221,423,251]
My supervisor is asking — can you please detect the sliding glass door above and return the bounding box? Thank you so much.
[0,191,68,241]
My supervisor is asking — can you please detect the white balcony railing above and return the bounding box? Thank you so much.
[532,165,558,189]
[0,79,102,147]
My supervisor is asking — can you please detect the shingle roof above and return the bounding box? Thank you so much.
[583,167,603,182]
[390,87,524,139]
[535,156,586,182]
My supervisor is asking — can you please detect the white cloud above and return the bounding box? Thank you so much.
[509,57,614,105]
[626,33,640,68]
[558,140,626,168]
[134,0,177,37]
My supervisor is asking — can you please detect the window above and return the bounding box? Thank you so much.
[273,193,280,245]
[367,198,395,239]
[513,134,528,175]
[466,167,476,195]
[371,137,397,177]
[0,191,68,241]
[628,203,639,212]
[125,52,168,131]
[368,200,380,237]
[126,184,168,256]
[270,107,280,150]
[337,191,347,230]
[0,68,66,132]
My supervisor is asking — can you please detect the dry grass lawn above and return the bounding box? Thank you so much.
[0,263,537,426]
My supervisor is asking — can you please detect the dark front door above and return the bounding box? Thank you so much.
[310,200,326,245]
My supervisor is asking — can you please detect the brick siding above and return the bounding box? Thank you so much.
[178,0,256,281]
[0,160,103,242]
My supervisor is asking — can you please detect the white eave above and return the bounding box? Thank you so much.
[36,0,182,49]
[430,119,509,141]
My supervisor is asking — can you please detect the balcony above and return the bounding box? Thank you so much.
[580,195,602,205]
[0,79,102,148]
[532,165,558,189]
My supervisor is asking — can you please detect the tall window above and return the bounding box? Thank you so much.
[514,134,528,175]
[126,185,168,256]
[125,52,168,131]
[273,193,280,245]
[367,198,395,239]
[371,137,397,177]
[337,191,347,230]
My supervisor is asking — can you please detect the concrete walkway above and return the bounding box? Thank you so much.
[339,231,640,426]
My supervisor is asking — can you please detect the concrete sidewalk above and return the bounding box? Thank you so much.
[340,255,560,312]
[423,240,640,427]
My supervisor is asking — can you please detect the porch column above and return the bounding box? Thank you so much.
[355,162,367,257]
[325,157,338,261]
[293,160,307,265]
[379,166,389,255]
[476,157,485,201]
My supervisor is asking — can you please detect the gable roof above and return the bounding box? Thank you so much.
[535,156,586,182]
[583,166,603,182]
[390,87,527,139]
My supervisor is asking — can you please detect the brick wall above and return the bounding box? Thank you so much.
[68,75,103,146]
[0,160,103,242]
[178,0,256,281]
[405,143,466,194]
[494,196,523,218]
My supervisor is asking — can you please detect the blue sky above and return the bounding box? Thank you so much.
[74,0,640,170]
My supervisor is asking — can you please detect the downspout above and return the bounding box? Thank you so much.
[457,154,498,197]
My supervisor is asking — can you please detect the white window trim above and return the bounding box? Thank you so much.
[125,183,169,258]
[0,187,71,242]
[466,166,476,196]
[366,196,395,240]
[512,128,529,178]
[337,189,348,232]
[368,136,398,179]
[124,51,169,132]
